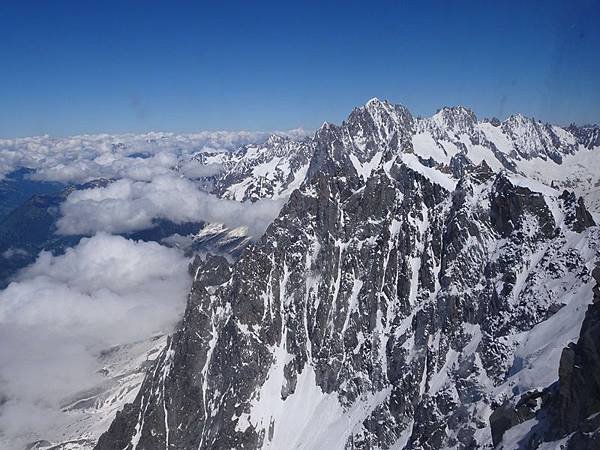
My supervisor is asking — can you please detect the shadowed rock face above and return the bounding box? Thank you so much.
[553,265,600,448]
[489,390,544,446]
[560,190,597,233]
[567,124,600,150]
[490,176,556,239]
[488,265,600,449]
[94,101,600,450]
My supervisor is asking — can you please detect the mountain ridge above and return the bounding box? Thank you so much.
[91,99,600,450]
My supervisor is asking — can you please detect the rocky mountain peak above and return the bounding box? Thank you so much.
[431,105,478,133]
[346,98,414,136]
[501,113,576,163]
[567,123,600,150]
[89,99,600,450]
[364,96,384,107]
[264,133,289,146]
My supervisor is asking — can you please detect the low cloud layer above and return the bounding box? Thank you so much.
[0,130,310,182]
[57,174,284,237]
[1,130,312,242]
[0,234,190,448]
[0,130,308,448]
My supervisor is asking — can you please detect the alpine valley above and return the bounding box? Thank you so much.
[3,99,600,449]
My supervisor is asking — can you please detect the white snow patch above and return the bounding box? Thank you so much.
[400,153,456,192]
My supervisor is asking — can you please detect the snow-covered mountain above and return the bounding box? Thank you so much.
[183,134,315,202]
[185,98,600,219]
[88,99,600,450]
[3,99,599,450]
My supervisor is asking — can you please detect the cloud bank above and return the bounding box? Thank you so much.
[56,174,284,238]
[2,131,305,240]
[0,234,190,448]
[0,130,310,182]
[0,129,310,447]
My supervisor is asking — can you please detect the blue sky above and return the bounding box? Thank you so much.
[0,0,599,137]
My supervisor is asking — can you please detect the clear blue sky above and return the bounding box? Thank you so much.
[1,0,599,137]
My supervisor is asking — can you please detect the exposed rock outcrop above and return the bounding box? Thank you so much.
[94,100,600,450]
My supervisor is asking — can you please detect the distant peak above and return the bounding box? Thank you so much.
[506,112,526,120]
[355,98,411,117]
[502,113,542,130]
[366,97,383,106]
[315,121,339,140]
[504,113,537,124]
[364,97,402,112]
[431,105,477,131]
[434,105,477,119]
[265,133,288,145]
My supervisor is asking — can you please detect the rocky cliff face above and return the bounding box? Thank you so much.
[489,264,600,449]
[555,275,600,449]
[96,99,599,450]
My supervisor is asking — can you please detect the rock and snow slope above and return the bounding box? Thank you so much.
[91,99,599,450]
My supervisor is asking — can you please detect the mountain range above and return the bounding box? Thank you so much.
[5,99,600,449]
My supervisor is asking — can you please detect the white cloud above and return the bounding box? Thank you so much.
[1,130,309,240]
[178,160,224,179]
[0,128,312,448]
[1,248,28,259]
[0,234,190,448]
[56,174,284,238]
[0,130,311,182]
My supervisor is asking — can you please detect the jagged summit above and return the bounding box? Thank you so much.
[182,98,600,214]
[264,133,289,145]
[431,105,477,133]
[4,99,600,450]
[365,96,383,105]
[433,105,478,120]
[350,97,411,119]
[80,99,600,450]
[358,99,598,135]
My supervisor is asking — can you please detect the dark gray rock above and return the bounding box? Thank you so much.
[490,175,556,239]
[567,124,600,150]
[559,190,596,232]
[556,288,600,440]
[94,101,599,450]
[490,402,522,446]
